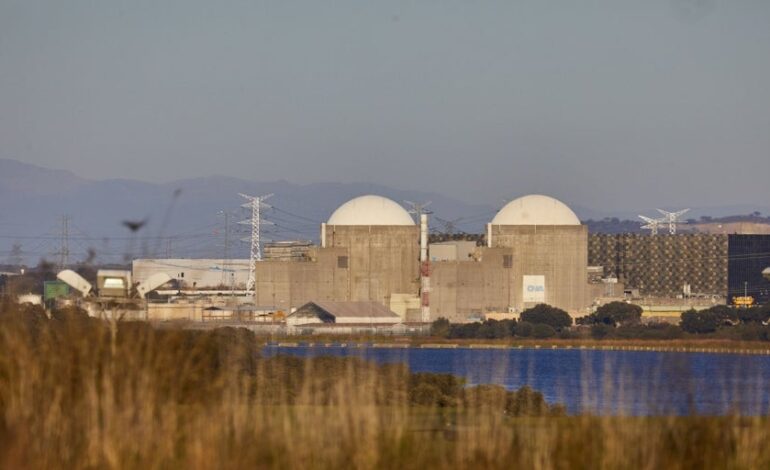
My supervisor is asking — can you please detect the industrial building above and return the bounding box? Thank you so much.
[286,301,402,327]
[57,192,770,324]
[128,194,593,322]
[430,195,588,320]
[589,233,770,305]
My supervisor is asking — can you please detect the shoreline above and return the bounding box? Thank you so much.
[261,338,770,355]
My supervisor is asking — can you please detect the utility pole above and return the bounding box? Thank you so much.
[239,193,273,294]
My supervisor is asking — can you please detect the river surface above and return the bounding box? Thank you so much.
[263,345,770,415]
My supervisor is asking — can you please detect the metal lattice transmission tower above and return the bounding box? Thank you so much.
[638,215,662,236]
[656,208,690,235]
[55,215,71,269]
[404,200,433,218]
[239,193,273,293]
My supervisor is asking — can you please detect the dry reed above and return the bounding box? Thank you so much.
[0,305,769,469]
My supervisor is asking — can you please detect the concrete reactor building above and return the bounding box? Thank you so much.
[430,195,588,321]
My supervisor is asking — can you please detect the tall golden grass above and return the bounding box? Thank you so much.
[1,304,769,469]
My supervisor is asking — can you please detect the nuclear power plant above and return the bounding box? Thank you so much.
[125,193,591,323]
[41,191,770,327]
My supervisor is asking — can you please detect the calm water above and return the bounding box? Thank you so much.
[263,346,770,415]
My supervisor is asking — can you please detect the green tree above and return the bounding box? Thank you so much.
[515,321,534,337]
[737,306,770,324]
[680,310,720,334]
[704,305,739,324]
[591,324,612,339]
[430,317,451,338]
[520,304,572,330]
[578,302,642,327]
[532,323,556,339]
[595,302,642,327]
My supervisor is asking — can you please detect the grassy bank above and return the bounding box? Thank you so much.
[2,306,770,468]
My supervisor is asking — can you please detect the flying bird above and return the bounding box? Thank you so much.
[122,218,148,232]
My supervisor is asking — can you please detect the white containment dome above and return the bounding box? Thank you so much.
[327,195,415,226]
[491,194,581,226]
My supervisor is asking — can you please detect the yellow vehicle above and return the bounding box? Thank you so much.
[733,296,755,307]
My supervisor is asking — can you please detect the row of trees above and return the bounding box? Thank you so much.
[431,301,770,341]
[431,304,574,339]
[680,304,770,334]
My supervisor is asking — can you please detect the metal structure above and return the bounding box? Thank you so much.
[55,215,71,269]
[239,193,273,294]
[434,216,464,235]
[638,209,689,235]
[656,208,690,235]
[404,200,432,218]
[638,215,663,235]
[589,233,729,298]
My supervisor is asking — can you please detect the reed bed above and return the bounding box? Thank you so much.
[1,305,769,469]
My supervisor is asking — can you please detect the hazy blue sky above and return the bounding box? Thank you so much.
[1,0,769,210]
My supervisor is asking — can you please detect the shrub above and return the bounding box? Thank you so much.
[591,324,612,339]
[532,323,556,339]
[520,304,572,330]
[516,321,534,337]
[680,310,720,334]
[476,319,510,339]
[462,384,564,416]
[737,306,770,324]
[597,302,642,326]
[578,302,643,327]
[614,323,684,340]
[505,386,563,416]
[447,322,480,339]
[704,305,739,324]
[714,323,770,342]
[430,317,451,338]
[409,373,464,407]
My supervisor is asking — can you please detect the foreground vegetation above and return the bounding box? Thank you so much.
[3,302,770,468]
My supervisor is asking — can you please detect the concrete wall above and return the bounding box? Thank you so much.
[323,225,421,305]
[252,248,350,310]
[429,241,478,262]
[146,302,205,321]
[489,225,588,313]
[251,226,420,312]
[431,248,514,322]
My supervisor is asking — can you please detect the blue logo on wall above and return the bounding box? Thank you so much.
[527,285,545,292]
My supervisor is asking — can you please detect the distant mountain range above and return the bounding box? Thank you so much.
[0,159,495,265]
[1,158,768,266]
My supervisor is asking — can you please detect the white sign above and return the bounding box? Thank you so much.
[522,275,546,303]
